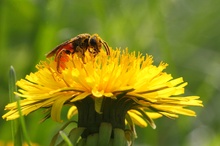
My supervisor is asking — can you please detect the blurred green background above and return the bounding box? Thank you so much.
[0,0,220,145]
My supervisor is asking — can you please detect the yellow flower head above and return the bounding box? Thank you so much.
[3,48,203,129]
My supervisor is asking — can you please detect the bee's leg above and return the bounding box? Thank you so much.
[88,47,97,56]
[55,49,65,73]
[75,46,86,63]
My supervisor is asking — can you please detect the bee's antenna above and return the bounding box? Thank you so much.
[102,41,110,55]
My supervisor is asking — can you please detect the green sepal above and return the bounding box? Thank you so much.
[113,128,126,146]
[58,131,73,146]
[98,122,112,146]
[85,133,98,146]
[135,108,156,129]
[69,127,85,146]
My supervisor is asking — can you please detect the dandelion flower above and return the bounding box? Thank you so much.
[3,47,203,145]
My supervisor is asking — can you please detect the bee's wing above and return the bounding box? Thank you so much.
[46,39,73,58]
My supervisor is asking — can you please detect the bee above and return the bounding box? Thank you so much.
[46,33,110,71]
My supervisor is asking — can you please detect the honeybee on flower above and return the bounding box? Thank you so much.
[46,33,110,72]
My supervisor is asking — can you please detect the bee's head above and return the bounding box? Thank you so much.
[89,34,101,53]
[89,34,110,55]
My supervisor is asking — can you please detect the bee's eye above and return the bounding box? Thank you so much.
[89,37,97,46]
